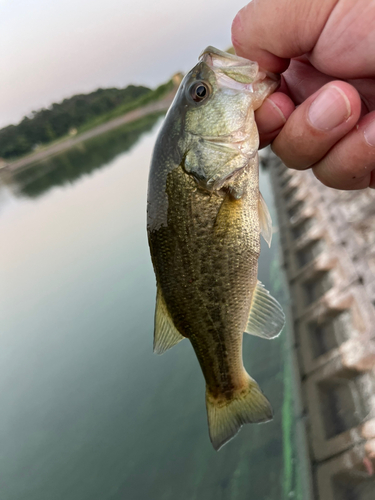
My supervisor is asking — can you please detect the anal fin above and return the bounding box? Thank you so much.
[154,287,184,354]
[245,281,285,339]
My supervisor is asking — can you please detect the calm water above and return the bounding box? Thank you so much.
[0,117,305,500]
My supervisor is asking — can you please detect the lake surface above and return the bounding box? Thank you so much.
[0,116,306,499]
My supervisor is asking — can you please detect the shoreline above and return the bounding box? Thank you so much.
[1,89,176,173]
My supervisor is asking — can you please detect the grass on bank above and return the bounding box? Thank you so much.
[76,80,174,134]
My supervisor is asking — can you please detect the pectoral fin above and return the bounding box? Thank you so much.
[153,287,184,354]
[245,281,285,339]
[258,192,272,247]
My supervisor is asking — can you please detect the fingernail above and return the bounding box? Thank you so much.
[268,97,287,125]
[256,97,286,134]
[308,86,351,131]
[364,120,375,147]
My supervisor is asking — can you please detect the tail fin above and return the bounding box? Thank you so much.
[206,375,273,451]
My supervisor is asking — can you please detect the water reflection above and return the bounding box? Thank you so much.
[0,122,305,500]
[10,111,163,198]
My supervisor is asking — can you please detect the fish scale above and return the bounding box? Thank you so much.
[147,46,285,450]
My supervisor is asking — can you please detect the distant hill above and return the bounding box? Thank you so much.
[0,81,173,160]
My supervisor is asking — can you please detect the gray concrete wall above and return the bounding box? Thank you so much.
[265,149,375,500]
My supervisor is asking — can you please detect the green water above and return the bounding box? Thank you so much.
[0,117,305,499]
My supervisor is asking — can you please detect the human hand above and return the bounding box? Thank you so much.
[231,0,375,189]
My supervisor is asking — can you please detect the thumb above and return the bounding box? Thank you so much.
[231,0,338,73]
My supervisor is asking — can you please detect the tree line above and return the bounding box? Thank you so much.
[0,84,156,160]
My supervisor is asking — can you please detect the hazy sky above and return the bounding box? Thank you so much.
[0,0,246,128]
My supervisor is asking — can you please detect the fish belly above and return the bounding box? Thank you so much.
[150,160,259,389]
[149,158,273,450]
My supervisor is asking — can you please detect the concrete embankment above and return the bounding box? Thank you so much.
[263,149,375,500]
[2,89,177,172]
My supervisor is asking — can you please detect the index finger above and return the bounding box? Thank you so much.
[231,0,338,73]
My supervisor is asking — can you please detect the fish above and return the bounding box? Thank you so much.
[147,46,285,451]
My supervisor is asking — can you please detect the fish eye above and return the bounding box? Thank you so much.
[190,82,210,103]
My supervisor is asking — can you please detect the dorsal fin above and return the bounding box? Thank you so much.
[153,287,184,354]
[258,192,272,247]
[245,281,285,339]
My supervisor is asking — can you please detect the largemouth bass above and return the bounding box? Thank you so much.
[147,47,285,450]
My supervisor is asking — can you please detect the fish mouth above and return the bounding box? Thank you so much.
[195,46,280,159]
[189,47,280,194]
[199,45,279,93]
